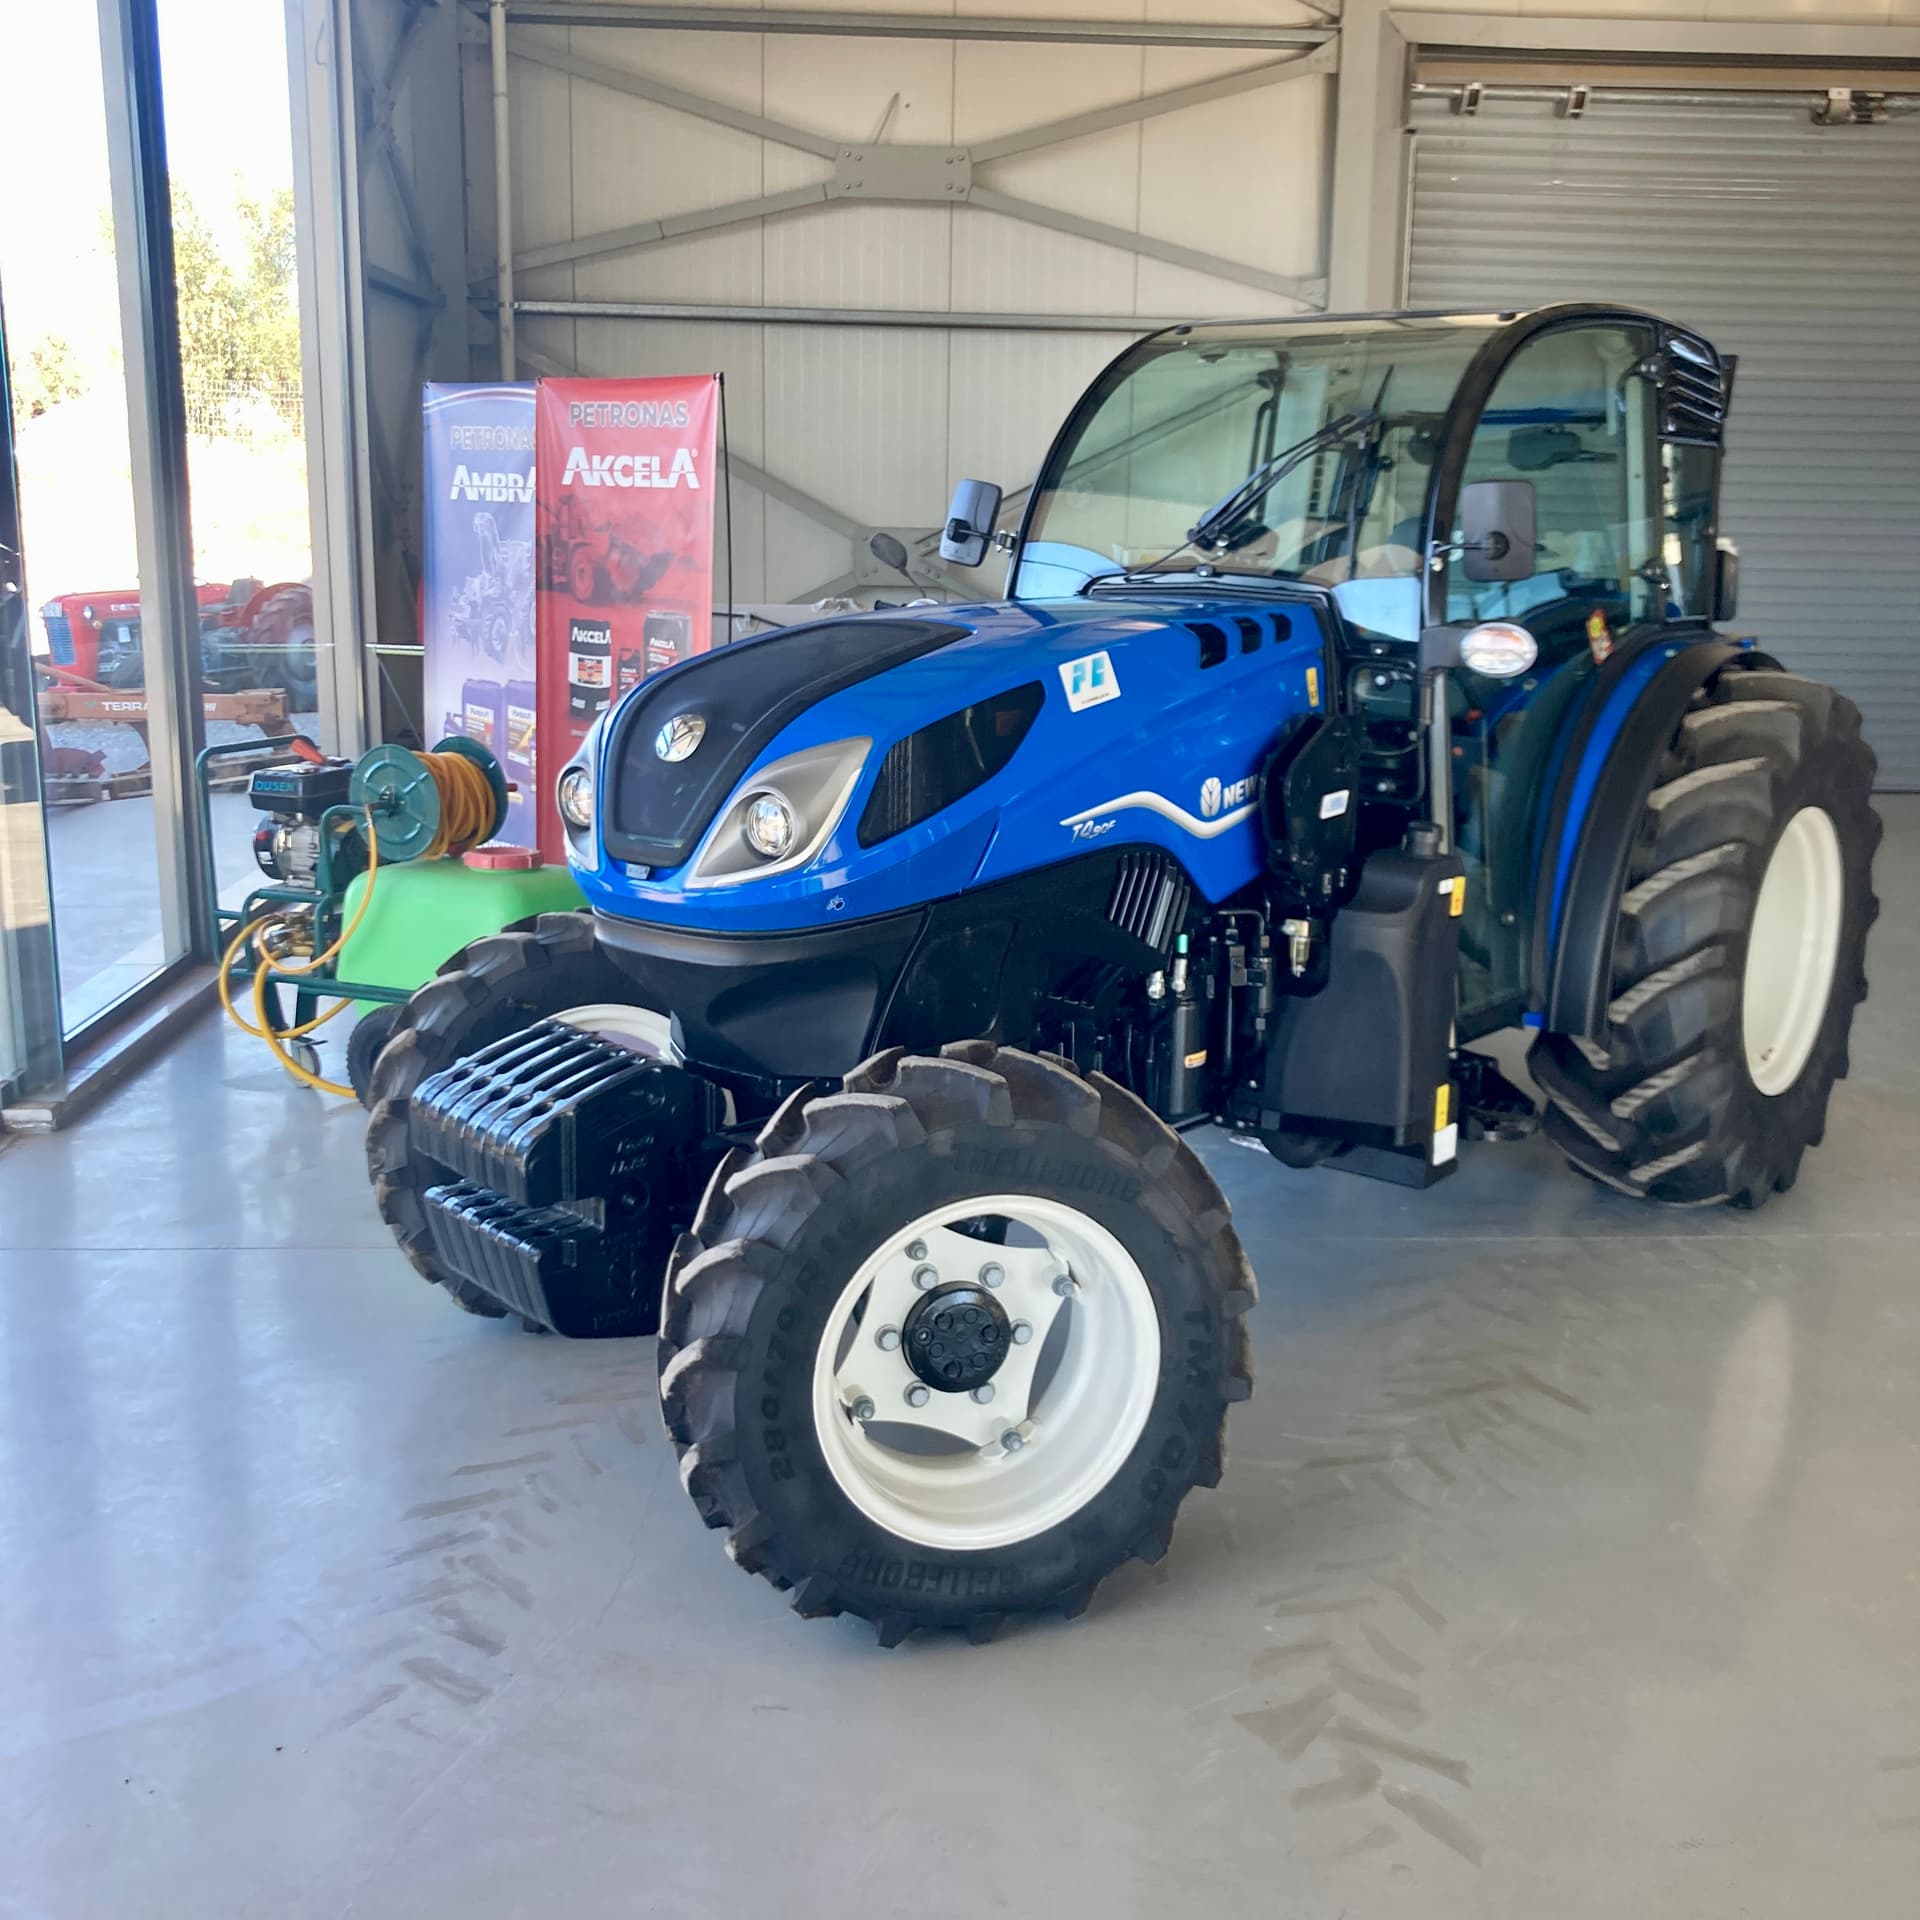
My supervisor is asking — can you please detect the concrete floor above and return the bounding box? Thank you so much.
[2,799,1916,1920]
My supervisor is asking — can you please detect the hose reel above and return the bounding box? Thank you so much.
[347,735,509,864]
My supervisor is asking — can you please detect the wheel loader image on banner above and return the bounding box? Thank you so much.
[364,305,1880,1643]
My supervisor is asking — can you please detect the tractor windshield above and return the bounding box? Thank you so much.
[1022,316,1500,621]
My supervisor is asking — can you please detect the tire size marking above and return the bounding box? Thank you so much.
[836,1550,1030,1601]
[951,1144,1142,1206]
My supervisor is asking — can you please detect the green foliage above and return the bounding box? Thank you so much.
[7,184,302,441]
[11,335,89,422]
[172,184,303,435]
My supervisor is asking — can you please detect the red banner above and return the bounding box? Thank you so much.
[534,375,719,859]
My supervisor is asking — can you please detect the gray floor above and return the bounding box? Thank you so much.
[2,800,1916,1920]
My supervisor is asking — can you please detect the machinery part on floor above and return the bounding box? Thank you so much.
[1530,670,1880,1206]
[220,739,513,1097]
[361,303,1884,1640]
[655,1042,1254,1643]
[1454,1049,1540,1143]
[365,912,677,1320]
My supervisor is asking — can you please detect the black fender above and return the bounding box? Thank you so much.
[1535,630,1773,1042]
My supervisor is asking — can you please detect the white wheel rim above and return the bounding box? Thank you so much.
[551,1002,673,1059]
[810,1196,1161,1554]
[1742,806,1844,1097]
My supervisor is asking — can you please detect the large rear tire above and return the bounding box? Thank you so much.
[1531,667,1880,1208]
[364,912,657,1318]
[659,1041,1256,1643]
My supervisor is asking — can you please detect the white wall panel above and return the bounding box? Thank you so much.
[488,4,1333,601]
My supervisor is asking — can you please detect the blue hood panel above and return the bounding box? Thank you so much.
[571,596,1331,934]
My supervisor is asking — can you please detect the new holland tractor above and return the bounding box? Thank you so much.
[364,304,1879,1642]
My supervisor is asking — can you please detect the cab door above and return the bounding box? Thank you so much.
[1442,320,1663,1031]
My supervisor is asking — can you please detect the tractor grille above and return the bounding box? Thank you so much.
[1106,850,1190,955]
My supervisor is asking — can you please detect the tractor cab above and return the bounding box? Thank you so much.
[958,302,1737,1033]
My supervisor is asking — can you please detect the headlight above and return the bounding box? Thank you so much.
[686,736,870,889]
[742,790,795,859]
[557,764,594,830]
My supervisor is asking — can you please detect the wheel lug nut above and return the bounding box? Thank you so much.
[1001,1430,1024,1453]
[1012,1321,1033,1345]
[906,1240,927,1260]
[876,1326,901,1351]
[913,1265,939,1290]
[979,1262,1003,1288]
[904,1383,930,1408]
[851,1397,875,1423]
[971,1383,995,1404]
[1053,1272,1077,1297]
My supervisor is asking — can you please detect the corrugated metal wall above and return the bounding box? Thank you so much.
[1407,88,1920,787]
[482,9,1332,605]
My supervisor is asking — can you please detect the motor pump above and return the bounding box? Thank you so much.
[248,752,358,889]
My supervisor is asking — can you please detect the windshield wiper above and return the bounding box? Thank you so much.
[1183,408,1379,556]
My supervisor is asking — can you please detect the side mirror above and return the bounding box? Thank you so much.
[1460,478,1537,583]
[940,478,1003,567]
[1713,537,1740,623]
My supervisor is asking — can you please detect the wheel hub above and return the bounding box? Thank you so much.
[902,1283,1010,1393]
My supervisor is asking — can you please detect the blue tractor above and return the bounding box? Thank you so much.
[366,303,1879,1641]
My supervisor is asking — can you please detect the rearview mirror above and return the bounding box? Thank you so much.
[940,478,1003,567]
[1713,537,1740,623]
[1460,478,1537,583]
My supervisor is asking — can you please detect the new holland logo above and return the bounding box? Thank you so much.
[1200,773,1254,820]
[1059,650,1120,713]
[561,446,702,490]
[654,712,706,762]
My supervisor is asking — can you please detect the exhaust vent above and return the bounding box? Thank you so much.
[1106,850,1191,955]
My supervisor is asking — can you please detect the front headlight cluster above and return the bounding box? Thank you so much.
[555,713,607,849]
[686,736,870,889]
[557,764,594,831]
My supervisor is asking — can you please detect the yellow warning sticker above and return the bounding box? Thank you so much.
[1185,1049,1209,1070]
[1434,1083,1452,1133]
[1446,875,1466,917]
[1305,666,1320,710]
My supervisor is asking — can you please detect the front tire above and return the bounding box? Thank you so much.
[659,1041,1256,1643]
[1532,667,1880,1208]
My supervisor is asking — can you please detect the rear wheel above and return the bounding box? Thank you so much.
[365,912,668,1317]
[1531,667,1879,1207]
[660,1041,1255,1642]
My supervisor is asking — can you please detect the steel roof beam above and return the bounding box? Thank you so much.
[498,5,1335,51]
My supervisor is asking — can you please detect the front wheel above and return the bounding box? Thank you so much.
[659,1041,1255,1643]
[1532,667,1880,1208]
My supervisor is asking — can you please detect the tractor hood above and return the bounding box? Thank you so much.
[576,593,1333,933]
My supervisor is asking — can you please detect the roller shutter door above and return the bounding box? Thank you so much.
[1407,88,1920,787]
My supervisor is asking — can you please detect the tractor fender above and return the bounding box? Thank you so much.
[1535,631,1771,1042]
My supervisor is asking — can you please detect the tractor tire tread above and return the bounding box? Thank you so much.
[1531,664,1878,1208]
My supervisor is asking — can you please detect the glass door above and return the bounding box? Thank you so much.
[0,2,192,1036]
[0,286,61,1101]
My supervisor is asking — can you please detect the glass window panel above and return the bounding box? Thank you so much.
[0,3,189,1035]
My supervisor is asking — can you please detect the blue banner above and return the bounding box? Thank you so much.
[422,383,537,848]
